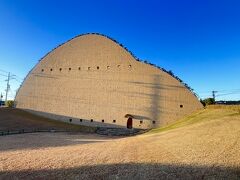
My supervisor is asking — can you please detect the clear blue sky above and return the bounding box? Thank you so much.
[0,0,240,100]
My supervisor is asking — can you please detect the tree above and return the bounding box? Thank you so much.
[200,98,215,107]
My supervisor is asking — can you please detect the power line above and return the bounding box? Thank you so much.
[198,89,240,94]
[198,89,240,99]
[218,89,240,93]
[216,91,240,97]
[11,74,23,81]
[0,68,23,80]
[0,69,8,74]
[0,73,8,77]
[13,78,23,83]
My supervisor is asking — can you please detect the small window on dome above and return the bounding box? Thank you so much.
[180,105,183,108]
[50,68,53,71]
[102,119,104,123]
[140,120,143,124]
[113,120,116,123]
[69,68,71,71]
[41,69,44,72]
[78,67,81,70]
[152,121,156,124]
[59,68,62,71]
[97,66,99,70]
[90,119,93,122]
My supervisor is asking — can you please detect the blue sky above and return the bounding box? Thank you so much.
[0,0,240,100]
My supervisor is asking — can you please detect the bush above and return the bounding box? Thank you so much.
[200,98,215,107]
[6,100,14,108]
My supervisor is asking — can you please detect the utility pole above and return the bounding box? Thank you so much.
[5,72,10,102]
[0,70,20,104]
[212,90,218,101]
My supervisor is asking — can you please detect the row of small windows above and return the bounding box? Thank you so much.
[69,118,155,124]
[41,65,132,72]
[70,118,117,123]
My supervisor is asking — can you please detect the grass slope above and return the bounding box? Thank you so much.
[0,108,96,132]
[149,105,240,134]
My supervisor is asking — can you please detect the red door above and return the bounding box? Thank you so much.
[127,118,133,129]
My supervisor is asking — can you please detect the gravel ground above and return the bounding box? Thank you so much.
[0,109,240,179]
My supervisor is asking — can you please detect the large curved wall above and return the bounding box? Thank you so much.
[15,34,202,129]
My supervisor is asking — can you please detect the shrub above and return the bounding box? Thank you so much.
[6,100,14,108]
[200,98,215,107]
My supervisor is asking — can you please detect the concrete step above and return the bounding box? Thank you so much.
[96,127,147,136]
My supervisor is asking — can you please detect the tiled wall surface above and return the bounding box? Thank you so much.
[15,34,202,129]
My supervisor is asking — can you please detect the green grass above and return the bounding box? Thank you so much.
[149,105,240,134]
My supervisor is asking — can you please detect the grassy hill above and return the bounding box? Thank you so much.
[149,105,240,134]
[0,107,96,133]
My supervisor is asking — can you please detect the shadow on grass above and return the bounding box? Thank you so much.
[0,132,120,151]
[1,163,239,180]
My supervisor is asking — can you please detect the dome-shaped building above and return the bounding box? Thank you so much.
[15,33,202,129]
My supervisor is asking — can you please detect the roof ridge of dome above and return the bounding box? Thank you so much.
[38,32,141,63]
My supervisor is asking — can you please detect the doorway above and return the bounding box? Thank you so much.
[127,118,133,129]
